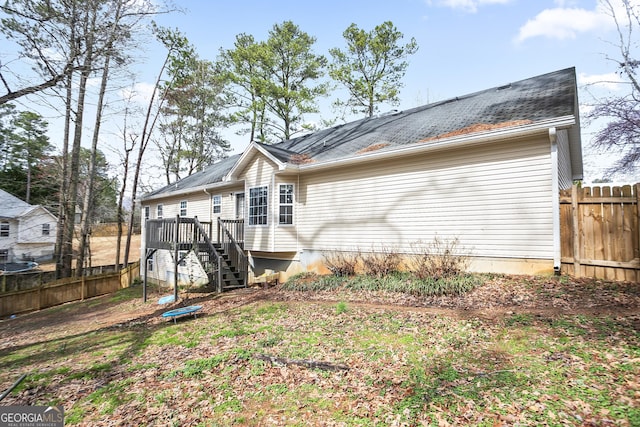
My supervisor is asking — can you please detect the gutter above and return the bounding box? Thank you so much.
[141,179,242,203]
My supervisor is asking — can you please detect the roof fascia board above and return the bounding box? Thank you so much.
[225,142,287,181]
[297,116,577,173]
[141,179,242,203]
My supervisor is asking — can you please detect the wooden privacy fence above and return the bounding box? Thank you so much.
[560,183,639,281]
[0,261,140,318]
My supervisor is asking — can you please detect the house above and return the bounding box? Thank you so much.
[140,67,583,290]
[0,189,58,263]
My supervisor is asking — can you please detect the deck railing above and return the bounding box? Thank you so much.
[217,219,244,244]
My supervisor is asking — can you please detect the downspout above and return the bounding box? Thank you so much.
[296,174,300,256]
[271,173,276,253]
[549,128,561,274]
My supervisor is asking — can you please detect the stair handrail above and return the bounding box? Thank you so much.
[192,217,223,288]
[217,217,248,286]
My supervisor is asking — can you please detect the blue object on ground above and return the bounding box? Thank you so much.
[161,305,202,324]
[158,295,176,305]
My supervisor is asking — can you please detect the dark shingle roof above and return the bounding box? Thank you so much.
[260,67,577,163]
[142,154,241,200]
[144,68,578,200]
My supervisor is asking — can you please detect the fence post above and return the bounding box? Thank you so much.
[636,184,640,283]
[571,184,581,277]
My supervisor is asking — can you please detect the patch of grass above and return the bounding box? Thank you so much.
[505,312,535,326]
[108,286,141,303]
[335,301,348,314]
[87,378,135,415]
[179,354,228,378]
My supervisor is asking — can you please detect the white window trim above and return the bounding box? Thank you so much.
[248,185,269,227]
[278,183,294,226]
[179,200,187,217]
[144,206,150,221]
[157,204,163,219]
[212,195,222,215]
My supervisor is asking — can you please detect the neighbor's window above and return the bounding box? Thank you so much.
[213,195,221,214]
[279,184,294,225]
[0,250,7,262]
[0,222,9,237]
[249,186,268,225]
[147,257,154,272]
[42,223,50,236]
[144,206,150,221]
[178,250,187,267]
[180,200,187,217]
[157,204,163,219]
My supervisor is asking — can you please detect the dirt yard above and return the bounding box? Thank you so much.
[38,234,141,271]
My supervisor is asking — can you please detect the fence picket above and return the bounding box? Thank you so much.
[560,183,639,281]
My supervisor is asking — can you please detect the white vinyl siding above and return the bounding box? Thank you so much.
[297,136,554,260]
[238,155,278,251]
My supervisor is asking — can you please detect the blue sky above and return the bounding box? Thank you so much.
[145,0,638,182]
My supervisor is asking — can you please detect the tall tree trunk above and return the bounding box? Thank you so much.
[78,0,123,276]
[115,137,132,271]
[25,151,31,204]
[61,8,96,278]
[55,2,78,279]
[77,48,112,276]
[55,71,73,279]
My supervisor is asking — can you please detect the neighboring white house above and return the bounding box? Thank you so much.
[0,189,58,263]
[141,67,583,287]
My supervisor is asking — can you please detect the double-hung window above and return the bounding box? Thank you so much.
[144,206,150,221]
[279,184,294,225]
[180,201,187,217]
[249,186,268,225]
[42,223,50,236]
[0,222,9,237]
[157,204,163,219]
[213,195,221,214]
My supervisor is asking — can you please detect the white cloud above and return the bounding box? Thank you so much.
[429,0,511,13]
[515,0,640,43]
[515,7,612,43]
[578,72,624,91]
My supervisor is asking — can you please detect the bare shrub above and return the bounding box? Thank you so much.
[323,250,359,277]
[409,237,470,280]
[360,245,401,277]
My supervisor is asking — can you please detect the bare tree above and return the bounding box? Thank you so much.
[588,0,640,177]
[122,25,194,269]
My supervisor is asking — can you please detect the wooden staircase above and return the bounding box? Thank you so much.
[145,216,247,292]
